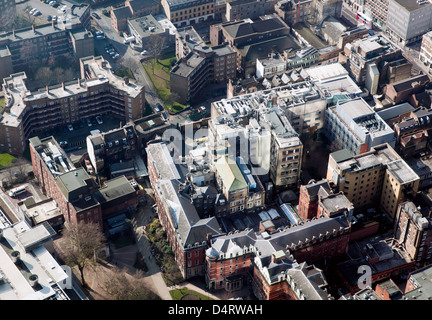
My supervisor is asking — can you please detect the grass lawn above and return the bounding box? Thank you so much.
[0,153,17,169]
[169,288,214,300]
[142,52,186,114]
[0,97,5,112]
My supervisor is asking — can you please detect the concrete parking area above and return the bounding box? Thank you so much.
[46,115,126,151]
[16,0,71,24]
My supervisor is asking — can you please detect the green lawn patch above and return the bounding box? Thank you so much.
[142,52,186,114]
[169,288,214,300]
[0,153,17,169]
[0,97,5,112]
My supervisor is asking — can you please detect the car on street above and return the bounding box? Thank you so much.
[67,124,73,131]
[155,103,163,112]
[91,12,100,19]
[140,50,148,56]
[131,43,142,51]
[161,111,168,122]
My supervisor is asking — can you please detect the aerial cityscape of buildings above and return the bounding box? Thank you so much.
[2,0,432,305]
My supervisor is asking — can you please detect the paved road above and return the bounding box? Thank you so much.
[91,6,197,126]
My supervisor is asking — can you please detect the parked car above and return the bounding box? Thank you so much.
[52,15,57,21]
[46,15,52,21]
[155,103,163,112]
[140,50,148,56]
[91,12,100,19]
[131,43,142,51]
[67,124,73,131]
[96,116,103,125]
[87,119,92,127]
[161,111,168,122]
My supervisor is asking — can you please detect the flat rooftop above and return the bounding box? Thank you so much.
[20,199,63,226]
[393,0,431,12]
[171,54,206,77]
[29,136,76,177]
[320,193,353,212]
[128,15,165,37]
[386,159,420,185]
[0,221,68,300]
[305,63,349,81]
[337,144,400,172]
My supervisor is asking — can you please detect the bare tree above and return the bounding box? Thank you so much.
[19,40,35,71]
[23,6,36,26]
[329,139,343,153]
[0,5,17,31]
[119,55,136,76]
[101,267,161,300]
[35,67,54,87]
[147,34,166,73]
[62,221,106,288]
[52,67,74,84]
[166,92,180,106]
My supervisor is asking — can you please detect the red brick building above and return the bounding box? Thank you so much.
[29,136,140,230]
[29,136,103,229]
[147,142,223,279]
[205,213,350,298]
[298,179,332,221]
[317,192,354,219]
[337,238,415,294]
[395,201,432,268]
[111,0,161,32]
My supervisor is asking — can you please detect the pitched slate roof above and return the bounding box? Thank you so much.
[159,179,222,248]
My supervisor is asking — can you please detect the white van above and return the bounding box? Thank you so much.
[123,36,135,44]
